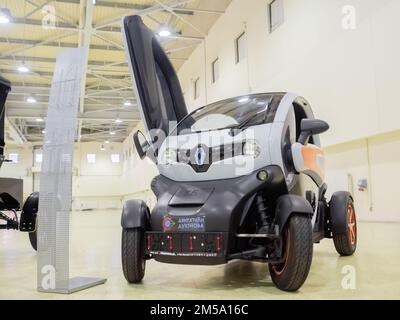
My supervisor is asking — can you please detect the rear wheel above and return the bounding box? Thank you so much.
[330,193,357,256]
[121,228,146,283]
[268,214,313,292]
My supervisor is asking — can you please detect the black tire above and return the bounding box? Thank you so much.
[121,228,146,283]
[330,193,357,256]
[29,230,37,251]
[268,214,313,292]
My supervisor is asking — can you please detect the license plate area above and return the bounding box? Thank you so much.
[145,232,225,257]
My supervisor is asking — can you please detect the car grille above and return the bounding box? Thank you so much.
[177,142,244,173]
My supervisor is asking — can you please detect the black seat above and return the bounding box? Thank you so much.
[0,192,20,210]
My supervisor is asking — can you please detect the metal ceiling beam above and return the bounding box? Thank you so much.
[57,0,150,10]
[77,0,95,142]
[95,25,204,40]
[0,68,130,79]
[0,55,129,67]
[46,0,198,15]
[6,100,136,110]
[173,7,225,14]
[92,33,124,50]
[0,31,76,57]
[154,0,206,37]
[25,0,78,25]
[8,82,135,95]
[5,117,27,143]
[9,16,203,40]
[11,17,78,30]
[6,108,140,122]
[24,0,54,18]
[0,36,194,53]
[94,0,197,30]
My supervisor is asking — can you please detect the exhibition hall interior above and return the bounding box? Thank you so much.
[0,0,399,300]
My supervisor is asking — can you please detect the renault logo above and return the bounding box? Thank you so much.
[195,145,206,166]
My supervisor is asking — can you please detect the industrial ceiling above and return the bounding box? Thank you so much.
[0,0,231,143]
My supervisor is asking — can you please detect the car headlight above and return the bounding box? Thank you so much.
[243,140,261,158]
[162,148,177,164]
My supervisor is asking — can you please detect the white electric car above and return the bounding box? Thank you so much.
[120,15,357,291]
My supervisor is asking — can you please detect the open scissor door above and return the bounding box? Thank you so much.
[122,15,188,141]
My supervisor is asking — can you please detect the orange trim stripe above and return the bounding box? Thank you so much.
[301,145,324,180]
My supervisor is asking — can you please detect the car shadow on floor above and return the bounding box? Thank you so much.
[188,257,329,296]
[192,260,281,292]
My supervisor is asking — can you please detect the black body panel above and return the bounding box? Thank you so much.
[123,15,188,136]
[146,231,227,265]
[274,194,313,233]
[121,199,150,230]
[150,166,288,257]
[19,192,39,232]
[0,75,11,165]
[330,191,352,234]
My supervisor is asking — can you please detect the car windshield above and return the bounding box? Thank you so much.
[172,94,274,135]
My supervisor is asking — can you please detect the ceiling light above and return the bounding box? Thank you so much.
[158,29,171,37]
[158,25,172,37]
[115,119,122,124]
[109,131,116,135]
[17,65,29,73]
[0,16,8,24]
[36,118,44,122]
[42,130,46,134]
[123,100,131,106]
[0,8,12,24]
[105,140,110,144]
[27,96,36,103]
[100,145,105,151]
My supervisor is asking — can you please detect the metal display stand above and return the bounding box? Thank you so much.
[37,48,106,293]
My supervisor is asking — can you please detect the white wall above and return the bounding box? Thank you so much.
[71,142,124,210]
[176,0,400,221]
[325,131,400,222]
[1,142,124,210]
[178,0,400,146]
[1,145,33,199]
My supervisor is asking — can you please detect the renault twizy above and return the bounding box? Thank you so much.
[0,74,38,251]
[120,15,357,291]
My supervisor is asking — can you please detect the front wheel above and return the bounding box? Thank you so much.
[121,228,146,283]
[268,214,313,291]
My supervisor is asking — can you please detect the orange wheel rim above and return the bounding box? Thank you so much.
[272,227,291,275]
[347,203,357,245]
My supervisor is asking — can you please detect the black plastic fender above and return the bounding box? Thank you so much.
[329,191,352,234]
[121,199,150,230]
[20,192,39,232]
[274,194,313,233]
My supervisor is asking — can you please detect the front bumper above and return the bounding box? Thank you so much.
[149,165,287,263]
[145,231,227,265]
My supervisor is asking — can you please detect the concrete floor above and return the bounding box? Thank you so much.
[0,210,399,300]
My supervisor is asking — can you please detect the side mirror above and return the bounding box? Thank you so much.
[133,130,150,159]
[298,119,329,145]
